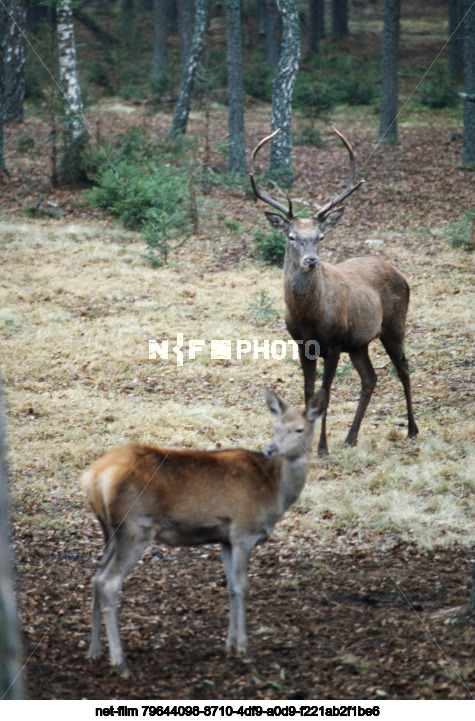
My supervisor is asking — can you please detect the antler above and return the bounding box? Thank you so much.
[314,128,365,220]
[249,128,294,219]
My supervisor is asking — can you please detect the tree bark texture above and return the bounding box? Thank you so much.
[462,0,475,166]
[306,0,325,58]
[331,0,348,42]
[177,0,195,65]
[56,0,87,182]
[153,0,168,76]
[225,0,246,174]
[0,382,24,699]
[0,2,7,169]
[170,0,210,137]
[378,0,400,143]
[6,0,26,123]
[270,0,300,187]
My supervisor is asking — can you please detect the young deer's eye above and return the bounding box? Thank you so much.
[288,232,297,241]
[295,428,304,433]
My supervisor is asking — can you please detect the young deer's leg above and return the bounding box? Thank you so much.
[380,336,419,438]
[223,538,255,657]
[318,348,340,456]
[345,346,377,446]
[88,538,116,662]
[221,543,237,653]
[97,525,152,677]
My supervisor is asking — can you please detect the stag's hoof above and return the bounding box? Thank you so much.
[87,646,102,663]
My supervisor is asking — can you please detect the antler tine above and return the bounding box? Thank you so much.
[315,128,365,220]
[249,128,294,218]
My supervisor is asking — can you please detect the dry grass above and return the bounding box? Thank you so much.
[1,185,473,549]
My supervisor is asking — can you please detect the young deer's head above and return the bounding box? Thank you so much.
[264,387,325,458]
[250,128,364,272]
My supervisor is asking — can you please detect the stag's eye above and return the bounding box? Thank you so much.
[295,428,304,433]
[288,232,297,241]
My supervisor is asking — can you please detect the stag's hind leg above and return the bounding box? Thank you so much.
[345,346,377,446]
[380,335,418,438]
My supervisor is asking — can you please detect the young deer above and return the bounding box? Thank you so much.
[250,128,418,455]
[81,389,324,677]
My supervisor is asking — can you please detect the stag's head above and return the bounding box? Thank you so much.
[249,128,364,272]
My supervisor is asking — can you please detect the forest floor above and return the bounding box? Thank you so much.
[1,47,475,700]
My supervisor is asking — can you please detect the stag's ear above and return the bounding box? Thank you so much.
[265,212,289,233]
[264,387,288,417]
[320,207,344,233]
[306,389,326,423]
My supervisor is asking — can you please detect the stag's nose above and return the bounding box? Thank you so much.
[304,256,319,270]
[266,442,278,457]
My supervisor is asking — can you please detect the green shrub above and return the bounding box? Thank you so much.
[420,64,459,109]
[446,213,474,251]
[244,58,272,100]
[252,227,286,266]
[85,130,197,265]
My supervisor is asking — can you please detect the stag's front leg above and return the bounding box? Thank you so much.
[298,341,317,406]
[345,346,377,446]
[318,349,340,455]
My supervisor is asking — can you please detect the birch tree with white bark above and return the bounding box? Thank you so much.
[6,0,26,123]
[270,0,300,187]
[56,0,87,183]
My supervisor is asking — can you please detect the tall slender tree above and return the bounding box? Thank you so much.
[462,0,475,166]
[226,0,246,174]
[306,0,325,58]
[331,0,348,42]
[56,0,87,183]
[152,0,168,77]
[177,0,194,65]
[6,0,26,123]
[378,0,401,143]
[170,0,210,137]
[0,0,6,171]
[449,0,463,80]
[0,381,24,699]
[270,0,300,187]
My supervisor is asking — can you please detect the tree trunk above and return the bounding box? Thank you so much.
[6,0,26,123]
[306,0,325,58]
[262,1,281,70]
[462,0,475,166]
[270,0,300,187]
[449,0,463,80]
[56,0,87,184]
[0,2,6,171]
[177,0,195,65]
[331,0,348,42]
[120,0,135,42]
[378,0,400,143]
[152,0,168,76]
[0,382,24,699]
[170,0,210,137]
[469,562,475,610]
[225,0,246,175]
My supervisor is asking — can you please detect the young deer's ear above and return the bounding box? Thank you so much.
[264,387,288,417]
[320,206,344,233]
[306,389,326,422]
[265,212,289,233]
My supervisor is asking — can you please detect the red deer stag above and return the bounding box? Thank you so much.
[81,389,324,677]
[250,128,418,455]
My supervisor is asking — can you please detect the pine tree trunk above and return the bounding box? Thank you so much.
[462,0,475,166]
[331,0,348,42]
[152,0,168,76]
[6,0,26,123]
[56,0,87,184]
[170,0,210,137]
[0,382,24,699]
[226,0,246,175]
[378,0,400,143]
[0,0,7,169]
[270,0,300,187]
[449,0,463,80]
[306,0,325,58]
[177,0,195,65]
